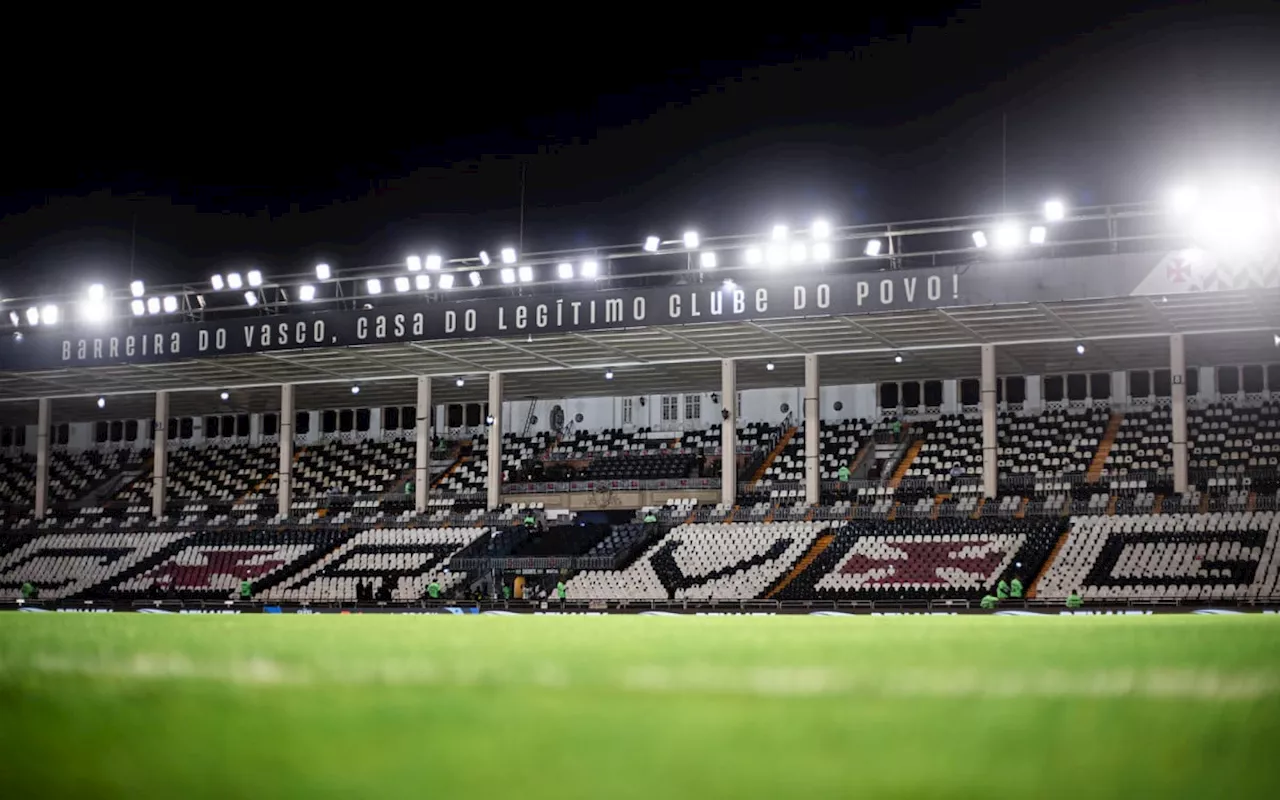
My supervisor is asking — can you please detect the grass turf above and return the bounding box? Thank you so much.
[1,614,1279,798]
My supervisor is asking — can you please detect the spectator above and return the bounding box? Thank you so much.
[837,464,850,483]
[980,593,998,609]
[1066,589,1084,609]
[1010,576,1024,599]
[239,577,252,601]
[996,578,1010,601]
[427,580,441,600]
[21,581,35,600]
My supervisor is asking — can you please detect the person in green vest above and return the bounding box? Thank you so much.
[404,480,414,495]
[643,511,658,524]
[1010,576,1023,599]
[427,580,441,600]
[980,593,998,609]
[891,419,902,436]
[21,581,35,600]
[501,584,511,600]
[523,512,538,530]
[996,578,1010,600]
[239,578,252,601]
[1066,589,1083,609]
[556,580,567,602]
[837,464,850,482]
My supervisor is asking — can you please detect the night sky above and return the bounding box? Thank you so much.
[1,2,1277,299]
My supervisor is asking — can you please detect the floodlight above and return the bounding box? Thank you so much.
[298,284,317,302]
[518,266,533,282]
[557,262,574,279]
[699,251,717,269]
[894,354,903,364]
[146,297,161,314]
[406,255,422,272]
[994,223,1022,250]
[247,270,262,287]
[130,299,145,316]
[162,296,178,313]
[478,251,491,266]
[87,283,105,302]
[745,246,763,265]
[315,263,331,280]
[1076,344,1086,355]
[40,305,58,325]
[470,271,483,287]
[644,235,660,252]
[501,247,517,264]
[789,242,807,263]
[81,299,108,323]
[211,274,225,290]
[485,414,495,426]
[414,274,430,291]
[811,219,831,239]
[1169,185,1199,215]
[455,377,465,387]
[220,391,230,401]
[1044,199,1066,221]
[394,276,410,293]
[351,385,360,395]
[500,268,516,284]
[972,231,988,248]
[227,273,243,290]
[7,311,18,326]
[25,307,39,325]
[438,273,455,290]
[130,280,145,297]
[1029,225,1047,245]
[771,224,788,241]
[864,239,883,257]
[683,230,699,249]
[766,243,787,267]
[96,397,105,409]
[604,370,614,380]
[812,242,833,261]
[244,291,258,307]
[580,260,599,278]
[425,254,442,270]
[766,362,775,371]
[366,278,382,295]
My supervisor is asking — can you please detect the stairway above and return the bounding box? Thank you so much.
[1105,495,1118,516]
[1247,491,1257,512]
[748,426,797,490]
[1014,497,1029,519]
[243,446,306,503]
[930,495,948,520]
[1152,495,1164,515]
[971,497,986,519]
[1198,491,1211,514]
[1027,528,1072,598]
[766,534,835,599]
[888,439,924,488]
[1086,412,1124,483]
[431,456,467,489]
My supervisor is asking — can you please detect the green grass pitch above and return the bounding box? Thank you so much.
[2,613,1279,798]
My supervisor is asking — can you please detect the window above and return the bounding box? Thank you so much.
[1005,376,1026,404]
[322,410,337,433]
[923,380,943,407]
[1066,374,1088,401]
[384,407,400,430]
[683,394,701,421]
[1043,376,1064,402]
[878,383,899,408]
[901,381,921,408]
[1154,369,1171,398]
[262,414,278,437]
[110,420,123,442]
[125,420,138,442]
[621,397,633,425]
[295,411,311,435]
[464,404,482,427]
[221,415,234,437]
[661,395,679,423]
[236,414,250,437]
[1218,366,1240,394]
[403,406,416,430]
[95,421,108,444]
[1129,370,1151,397]
[959,378,980,405]
[1243,365,1264,393]
[446,404,463,427]
[1089,372,1111,400]
[356,408,371,432]
[339,409,354,432]
[179,418,194,440]
[1269,364,1280,392]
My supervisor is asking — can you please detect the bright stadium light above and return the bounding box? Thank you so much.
[894,354,903,364]
[643,235,660,252]
[766,362,775,371]
[1076,343,1086,355]
[580,260,599,278]
[227,272,243,290]
[298,284,317,302]
[501,247,517,264]
[315,263,331,280]
[766,243,787,267]
[25,307,39,325]
[88,283,105,302]
[789,242,807,263]
[518,266,533,282]
[500,268,516,284]
[394,276,410,293]
[1169,185,1199,215]
[425,254,442,270]
[478,251,491,266]
[771,224,789,241]
[146,297,161,315]
[244,291,258,307]
[470,271,483,287]
[1191,183,1277,254]
[604,369,614,380]
[414,274,431,291]
[162,295,178,313]
[247,270,263,288]
[745,246,763,265]
[455,377,465,387]
[1029,225,1048,245]
[972,230,988,248]
[39,305,57,325]
[812,241,832,261]
[96,396,105,409]
[220,391,230,401]
[211,274,226,290]
[994,223,1022,250]
[864,239,883,257]
[366,278,382,295]
[351,385,360,395]
[683,230,700,249]
[8,311,19,327]
[811,219,831,239]
[699,251,717,269]
[130,280,145,298]
[438,273,455,290]
[1044,199,1066,222]
[557,262,574,279]
[406,255,422,272]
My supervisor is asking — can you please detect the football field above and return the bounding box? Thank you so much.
[2,613,1278,798]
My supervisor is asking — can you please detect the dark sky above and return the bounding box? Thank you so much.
[2,1,1278,298]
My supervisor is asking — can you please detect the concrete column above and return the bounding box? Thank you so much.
[804,354,820,505]
[152,391,169,519]
[1171,333,1188,495]
[486,372,503,510]
[34,398,50,519]
[279,384,295,517]
[415,375,431,513]
[721,359,737,508]
[981,344,998,499]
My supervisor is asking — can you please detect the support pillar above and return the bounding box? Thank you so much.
[721,359,737,508]
[980,344,998,499]
[804,354,820,505]
[279,384,294,518]
[152,391,169,519]
[486,372,503,510]
[1171,333,1188,495]
[34,398,50,519]
[415,375,431,513]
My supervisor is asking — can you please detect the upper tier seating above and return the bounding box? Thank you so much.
[906,409,1106,481]
[113,443,278,504]
[0,449,149,505]
[257,439,415,499]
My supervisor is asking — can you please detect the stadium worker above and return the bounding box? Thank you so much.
[996,577,1010,600]
[980,593,998,610]
[404,480,414,496]
[1010,576,1023,599]
[556,580,567,604]
[837,464,850,483]
[21,581,36,599]
[1066,589,1084,609]
[427,580,441,600]
[523,510,539,531]
[240,577,252,601]
[643,510,658,535]
[501,583,511,600]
